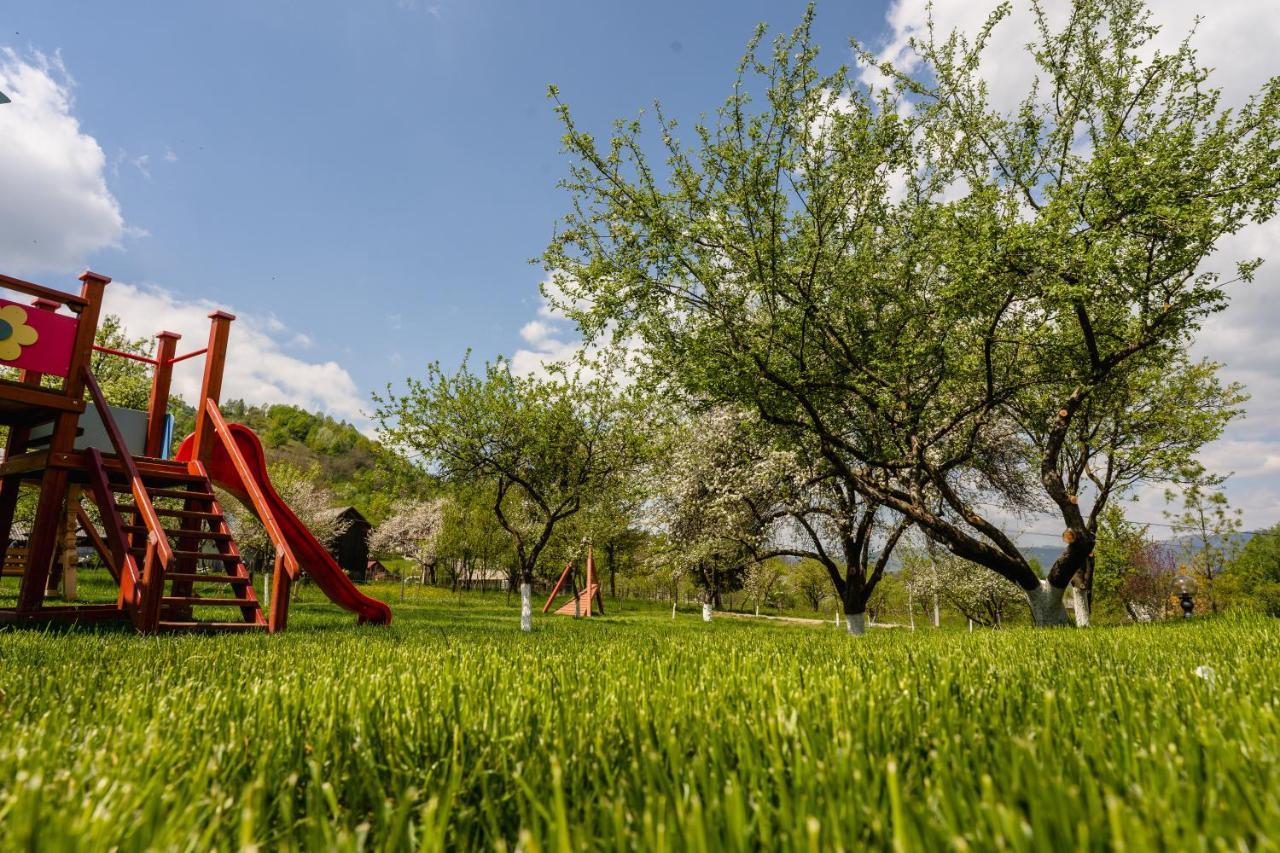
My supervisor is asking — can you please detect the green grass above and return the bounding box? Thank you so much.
[1,579,1278,850]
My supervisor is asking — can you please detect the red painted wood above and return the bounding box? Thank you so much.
[542,560,575,614]
[176,410,391,627]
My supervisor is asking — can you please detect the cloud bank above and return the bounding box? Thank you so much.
[0,48,367,425]
[0,49,126,275]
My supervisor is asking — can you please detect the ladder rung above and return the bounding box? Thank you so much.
[123,525,231,540]
[157,621,265,632]
[111,484,215,500]
[166,573,251,585]
[117,505,223,521]
[130,548,242,563]
[163,596,257,607]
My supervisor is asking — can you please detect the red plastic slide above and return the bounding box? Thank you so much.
[175,425,392,625]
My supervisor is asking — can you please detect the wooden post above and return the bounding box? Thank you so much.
[190,311,234,465]
[269,551,291,632]
[145,331,181,457]
[51,485,80,601]
[17,271,110,613]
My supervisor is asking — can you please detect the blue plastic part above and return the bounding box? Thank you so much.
[161,413,175,459]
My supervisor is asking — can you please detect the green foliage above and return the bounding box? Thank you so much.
[1165,464,1244,612]
[0,585,1278,847]
[89,314,154,410]
[1222,525,1280,615]
[375,358,650,583]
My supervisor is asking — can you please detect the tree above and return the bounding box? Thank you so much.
[375,358,647,630]
[1093,506,1179,621]
[901,543,1023,627]
[433,484,514,591]
[1164,464,1243,613]
[645,409,780,620]
[865,572,909,626]
[543,0,1280,625]
[1020,355,1244,626]
[752,446,912,635]
[742,558,787,616]
[89,314,153,410]
[369,498,446,584]
[1221,525,1280,616]
[791,559,830,612]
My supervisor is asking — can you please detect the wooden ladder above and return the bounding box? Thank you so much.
[103,457,266,632]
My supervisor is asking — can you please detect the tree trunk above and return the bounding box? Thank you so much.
[1070,584,1091,628]
[841,580,868,638]
[607,543,617,598]
[519,566,534,631]
[702,587,714,622]
[932,594,940,628]
[1027,580,1071,627]
[844,611,866,636]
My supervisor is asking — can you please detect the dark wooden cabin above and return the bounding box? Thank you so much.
[325,506,371,582]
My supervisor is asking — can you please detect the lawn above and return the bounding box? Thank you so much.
[1,580,1277,850]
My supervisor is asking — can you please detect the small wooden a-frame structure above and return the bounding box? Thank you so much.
[541,543,604,617]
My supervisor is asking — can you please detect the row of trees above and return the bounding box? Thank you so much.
[373,0,1279,632]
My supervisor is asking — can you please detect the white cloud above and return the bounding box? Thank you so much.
[0,49,126,275]
[103,282,367,425]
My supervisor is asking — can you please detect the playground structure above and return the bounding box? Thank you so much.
[542,542,604,617]
[0,269,392,632]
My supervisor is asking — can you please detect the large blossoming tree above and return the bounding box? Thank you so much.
[542,0,1280,625]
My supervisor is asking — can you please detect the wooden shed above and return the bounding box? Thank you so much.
[324,507,372,582]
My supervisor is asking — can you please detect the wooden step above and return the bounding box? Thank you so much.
[157,621,265,632]
[162,596,257,607]
[122,525,231,540]
[129,467,206,484]
[110,484,215,501]
[130,548,242,563]
[165,572,251,585]
[115,504,223,520]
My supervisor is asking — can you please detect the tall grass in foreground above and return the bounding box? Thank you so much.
[0,587,1277,850]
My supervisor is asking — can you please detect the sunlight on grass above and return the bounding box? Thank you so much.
[1,587,1277,849]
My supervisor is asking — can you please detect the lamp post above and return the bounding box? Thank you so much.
[1174,572,1197,618]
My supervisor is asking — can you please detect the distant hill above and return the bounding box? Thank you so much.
[171,399,433,522]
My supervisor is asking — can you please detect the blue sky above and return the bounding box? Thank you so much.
[3,0,884,403]
[3,0,1280,536]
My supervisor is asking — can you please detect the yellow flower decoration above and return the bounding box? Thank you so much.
[0,304,40,362]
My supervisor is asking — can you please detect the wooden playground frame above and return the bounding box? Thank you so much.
[0,269,386,633]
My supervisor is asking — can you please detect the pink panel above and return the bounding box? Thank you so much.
[0,299,79,377]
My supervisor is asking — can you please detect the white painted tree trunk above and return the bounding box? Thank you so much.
[519,583,533,632]
[844,612,866,636]
[1026,580,1071,627]
[671,599,677,619]
[1071,585,1091,628]
[932,595,940,628]
[702,602,713,622]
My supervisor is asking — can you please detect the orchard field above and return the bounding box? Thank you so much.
[1,584,1277,850]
